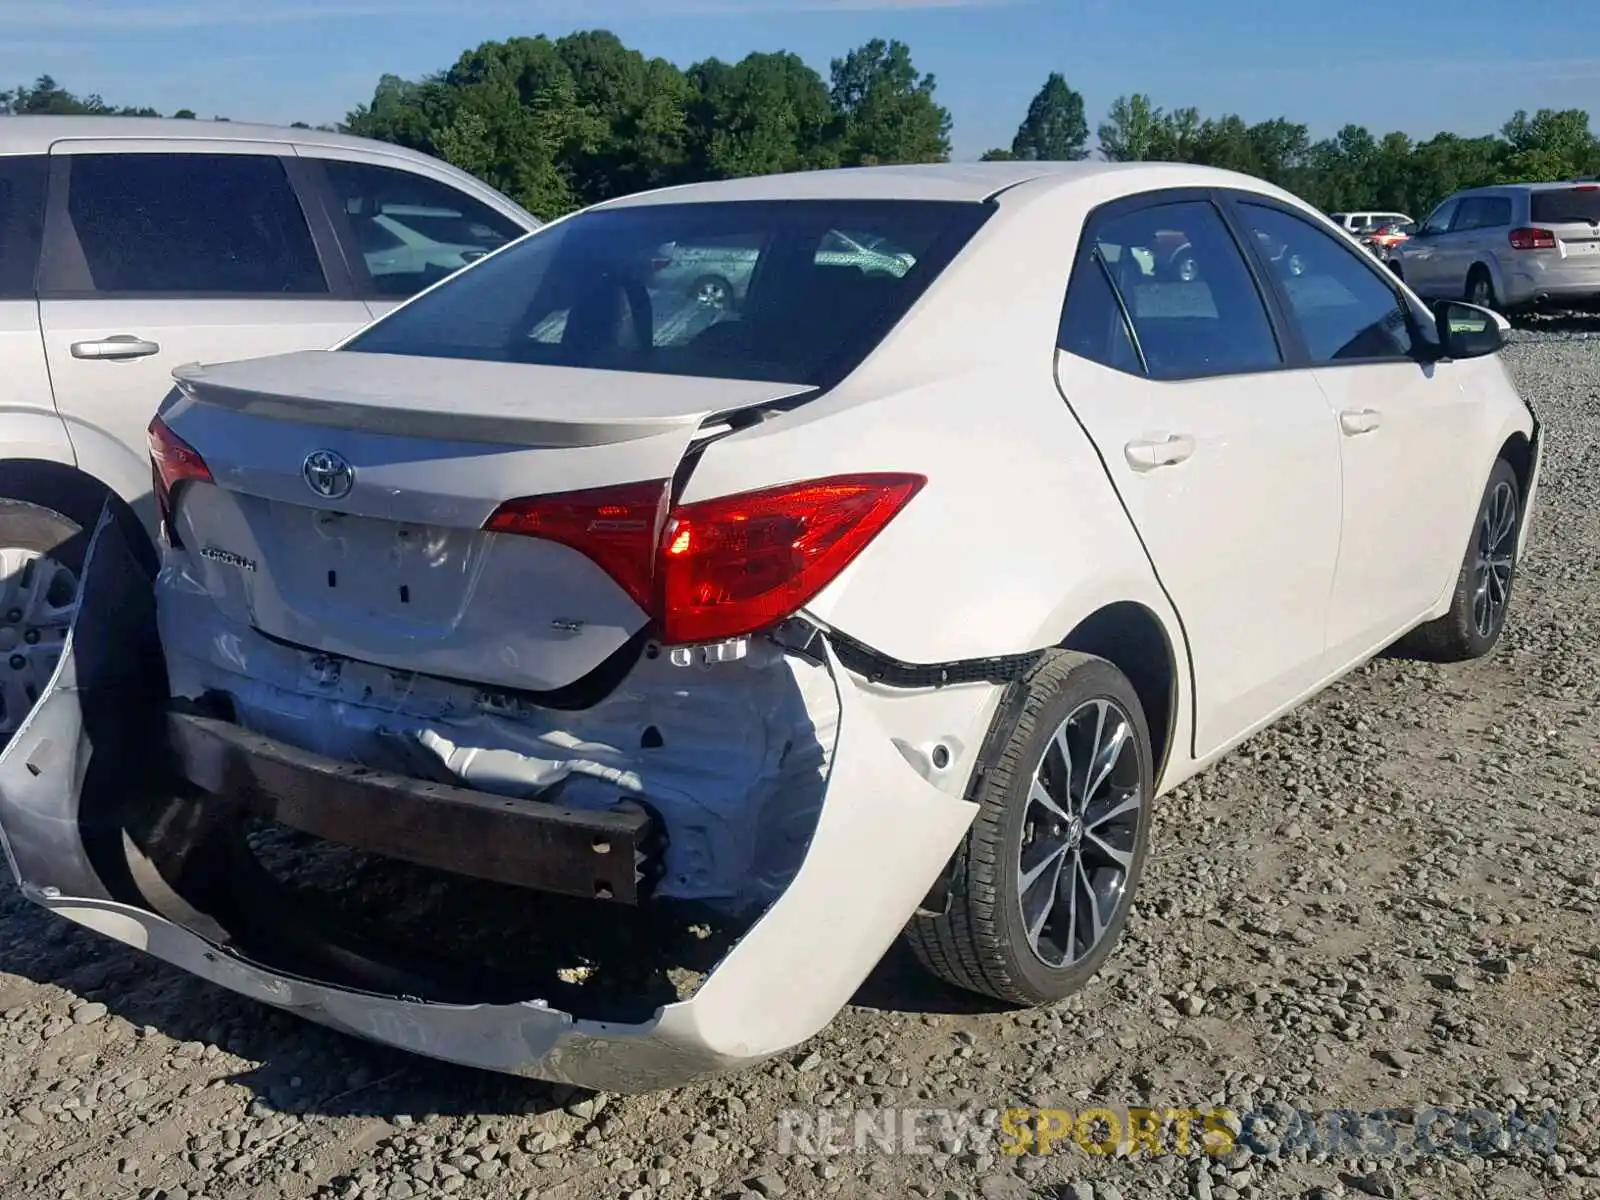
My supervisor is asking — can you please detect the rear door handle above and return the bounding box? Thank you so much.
[1124,433,1195,471]
[1339,407,1383,435]
[70,335,161,361]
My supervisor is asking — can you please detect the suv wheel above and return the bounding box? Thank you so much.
[0,501,85,741]
[1467,265,1499,311]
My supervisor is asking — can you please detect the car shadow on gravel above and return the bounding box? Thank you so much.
[0,885,590,1119]
[849,940,1014,1016]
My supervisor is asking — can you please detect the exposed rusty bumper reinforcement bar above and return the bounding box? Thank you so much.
[167,710,658,904]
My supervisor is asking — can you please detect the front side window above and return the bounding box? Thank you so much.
[1079,199,1281,380]
[344,199,990,387]
[0,154,47,298]
[62,153,326,295]
[321,160,529,298]
[1238,203,1412,363]
[1420,200,1458,236]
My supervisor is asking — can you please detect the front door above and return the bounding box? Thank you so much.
[1055,194,1343,757]
[36,140,372,536]
[1227,196,1482,662]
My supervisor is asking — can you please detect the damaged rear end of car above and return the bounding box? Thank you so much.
[0,193,994,1093]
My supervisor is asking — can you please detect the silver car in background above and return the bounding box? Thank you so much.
[1391,182,1600,312]
[650,229,916,311]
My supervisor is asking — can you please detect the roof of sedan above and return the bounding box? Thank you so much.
[594,160,1267,207]
[0,115,433,161]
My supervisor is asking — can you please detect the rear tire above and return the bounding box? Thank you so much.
[0,500,86,741]
[1395,458,1521,663]
[1466,265,1499,311]
[907,650,1154,1006]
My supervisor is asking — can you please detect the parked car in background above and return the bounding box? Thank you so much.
[1,160,1540,1092]
[1362,219,1415,258]
[0,117,541,740]
[650,227,917,311]
[1329,210,1413,237]
[1390,182,1600,312]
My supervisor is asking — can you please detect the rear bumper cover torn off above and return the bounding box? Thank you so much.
[0,509,978,1093]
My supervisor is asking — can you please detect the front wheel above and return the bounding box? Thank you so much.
[1395,458,1521,662]
[907,651,1154,1006]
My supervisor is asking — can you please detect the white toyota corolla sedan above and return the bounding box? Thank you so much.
[0,161,1542,1092]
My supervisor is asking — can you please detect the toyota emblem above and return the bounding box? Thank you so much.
[302,449,355,500]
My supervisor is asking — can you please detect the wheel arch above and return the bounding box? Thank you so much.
[0,458,158,577]
[1497,428,1534,503]
[1059,600,1181,788]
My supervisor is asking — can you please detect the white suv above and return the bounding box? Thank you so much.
[0,118,540,737]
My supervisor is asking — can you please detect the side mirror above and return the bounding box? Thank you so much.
[1432,299,1508,359]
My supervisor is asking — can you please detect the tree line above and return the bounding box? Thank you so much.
[7,33,1600,223]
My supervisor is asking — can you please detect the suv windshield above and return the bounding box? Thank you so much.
[1530,187,1600,224]
[344,199,991,386]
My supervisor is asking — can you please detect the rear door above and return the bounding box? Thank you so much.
[1054,191,1343,757]
[36,140,372,530]
[1228,196,1477,661]
[291,147,535,322]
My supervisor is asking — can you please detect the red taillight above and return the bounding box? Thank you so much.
[659,473,925,644]
[148,415,213,530]
[1509,227,1557,250]
[483,472,926,645]
[483,480,669,615]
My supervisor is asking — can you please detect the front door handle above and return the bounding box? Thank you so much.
[1339,407,1383,435]
[70,335,161,361]
[1124,433,1195,471]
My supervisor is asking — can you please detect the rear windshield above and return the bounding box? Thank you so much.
[1530,188,1600,224]
[343,199,991,386]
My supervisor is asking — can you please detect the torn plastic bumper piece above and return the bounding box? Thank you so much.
[0,507,978,1093]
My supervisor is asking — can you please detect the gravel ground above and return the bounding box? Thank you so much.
[3,321,1600,1200]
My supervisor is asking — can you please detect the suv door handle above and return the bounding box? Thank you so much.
[1124,433,1196,470]
[1339,407,1383,435]
[70,335,161,361]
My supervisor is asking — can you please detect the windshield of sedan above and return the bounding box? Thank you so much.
[343,199,991,386]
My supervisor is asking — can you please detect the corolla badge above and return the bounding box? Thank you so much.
[302,449,355,500]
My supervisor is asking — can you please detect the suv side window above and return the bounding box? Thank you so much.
[1419,200,1457,236]
[1237,202,1412,363]
[0,155,47,298]
[60,153,326,295]
[319,160,526,299]
[1075,199,1281,380]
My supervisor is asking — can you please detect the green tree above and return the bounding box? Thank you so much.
[686,51,838,179]
[829,38,951,165]
[1010,72,1088,161]
[979,147,1018,161]
[1098,93,1166,162]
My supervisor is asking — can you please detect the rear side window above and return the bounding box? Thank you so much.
[1082,200,1281,380]
[58,153,326,296]
[1238,203,1412,363]
[1530,187,1600,224]
[0,155,47,298]
[319,160,528,299]
[1452,197,1512,231]
[1058,249,1141,374]
[343,199,990,387]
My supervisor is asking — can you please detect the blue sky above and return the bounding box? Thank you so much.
[5,1,1597,160]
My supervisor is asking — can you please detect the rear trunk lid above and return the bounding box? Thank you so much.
[161,350,812,694]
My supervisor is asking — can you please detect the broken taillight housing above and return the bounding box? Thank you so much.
[484,472,926,645]
[148,414,213,537]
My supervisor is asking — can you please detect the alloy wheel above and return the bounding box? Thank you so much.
[1016,698,1144,969]
[1472,479,1517,639]
[0,549,80,738]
